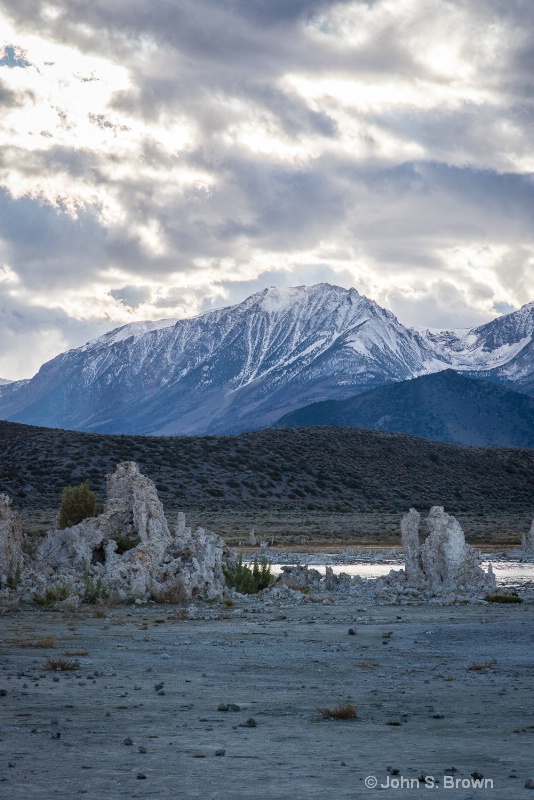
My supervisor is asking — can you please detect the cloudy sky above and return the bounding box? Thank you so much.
[1,0,533,379]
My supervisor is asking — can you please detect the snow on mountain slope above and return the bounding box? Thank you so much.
[416,300,534,390]
[0,284,532,436]
[80,318,179,350]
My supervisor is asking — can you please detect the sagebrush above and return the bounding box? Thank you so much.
[223,555,277,594]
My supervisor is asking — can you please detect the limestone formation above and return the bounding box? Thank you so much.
[521,519,534,556]
[0,493,23,590]
[400,508,424,584]
[399,506,495,595]
[29,462,228,603]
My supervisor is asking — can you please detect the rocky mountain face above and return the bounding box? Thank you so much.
[0,284,533,436]
[275,370,534,447]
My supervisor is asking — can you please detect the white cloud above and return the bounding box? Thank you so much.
[0,0,533,378]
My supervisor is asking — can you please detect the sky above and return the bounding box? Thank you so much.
[1,0,533,380]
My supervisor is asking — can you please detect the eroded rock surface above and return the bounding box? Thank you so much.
[0,493,23,591]
[520,519,534,559]
[23,462,228,603]
[399,506,496,595]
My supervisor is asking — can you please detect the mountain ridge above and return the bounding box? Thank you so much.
[1,420,532,544]
[275,369,534,447]
[0,284,533,435]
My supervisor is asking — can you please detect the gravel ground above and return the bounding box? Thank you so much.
[1,600,533,799]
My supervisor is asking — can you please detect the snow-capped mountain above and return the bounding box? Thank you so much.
[0,284,532,435]
[416,300,534,394]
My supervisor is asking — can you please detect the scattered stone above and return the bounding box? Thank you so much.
[471,772,484,780]
[347,628,356,635]
[138,746,147,754]
[154,682,164,692]
[239,718,257,728]
[215,749,225,757]
[124,737,133,745]
[136,773,147,780]
[526,779,534,790]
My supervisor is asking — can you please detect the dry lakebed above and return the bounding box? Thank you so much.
[1,599,533,799]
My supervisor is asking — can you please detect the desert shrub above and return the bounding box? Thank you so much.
[150,580,188,605]
[21,537,37,557]
[223,555,277,594]
[82,563,109,604]
[58,480,96,529]
[484,593,523,604]
[468,661,496,671]
[6,560,21,590]
[318,703,357,720]
[45,658,78,671]
[115,532,140,554]
[33,584,71,607]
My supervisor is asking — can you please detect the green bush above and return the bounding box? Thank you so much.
[484,592,523,604]
[115,532,140,554]
[223,555,277,594]
[6,560,21,590]
[33,584,71,607]
[58,480,96,529]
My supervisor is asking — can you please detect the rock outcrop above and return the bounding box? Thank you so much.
[400,506,495,595]
[28,462,228,602]
[520,519,534,559]
[0,493,24,591]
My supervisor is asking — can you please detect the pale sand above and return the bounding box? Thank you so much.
[1,600,533,798]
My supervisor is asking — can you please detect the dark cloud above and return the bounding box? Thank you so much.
[0,77,18,106]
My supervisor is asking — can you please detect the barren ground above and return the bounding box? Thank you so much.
[1,600,533,799]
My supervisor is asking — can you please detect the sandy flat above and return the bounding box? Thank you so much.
[1,600,533,799]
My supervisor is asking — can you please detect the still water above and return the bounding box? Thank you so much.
[271,561,534,586]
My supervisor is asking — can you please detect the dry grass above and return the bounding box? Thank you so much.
[94,608,107,618]
[45,658,78,671]
[468,661,496,671]
[318,703,358,720]
[6,635,56,648]
[32,585,71,607]
[150,580,188,605]
[64,650,89,657]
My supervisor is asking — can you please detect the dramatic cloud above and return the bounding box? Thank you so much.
[0,0,533,377]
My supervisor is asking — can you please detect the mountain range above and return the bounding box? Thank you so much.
[1,283,533,438]
[276,369,534,447]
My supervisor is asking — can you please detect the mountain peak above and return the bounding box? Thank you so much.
[0,283,532,436]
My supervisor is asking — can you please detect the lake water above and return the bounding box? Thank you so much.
[271,561,534,586]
